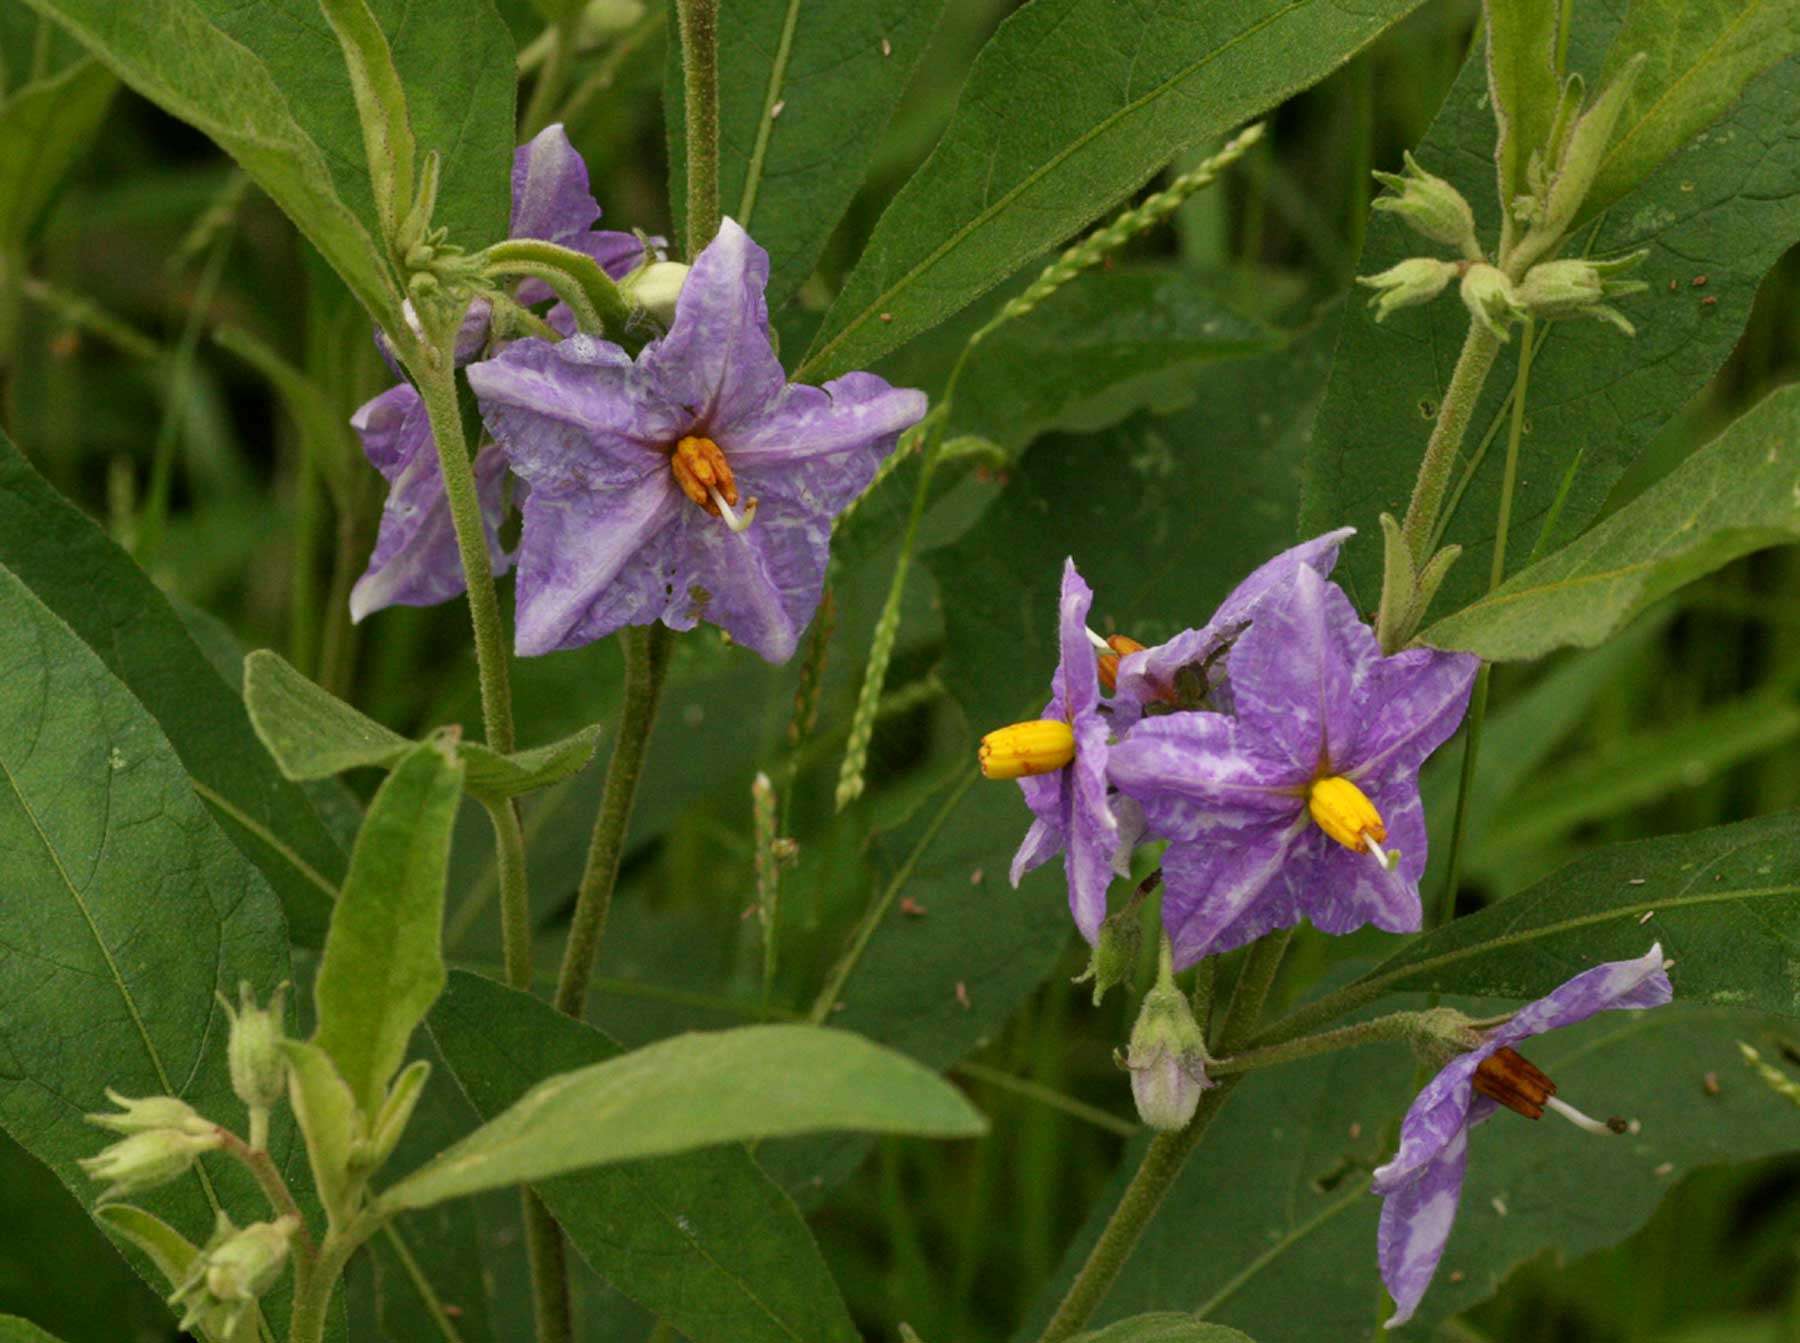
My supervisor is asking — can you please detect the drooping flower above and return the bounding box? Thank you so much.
[1108,563,1477,967]
[350,123,652,622]
[467,217,926,663]
[1373,945,1673,1327]
[1108,526,1355,730]
[985,558,1138,946]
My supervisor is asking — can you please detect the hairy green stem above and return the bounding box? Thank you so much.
[410,358,517,755]
[675,0,721,256]
[1397,324,1502,571]
[554,624,672,1017]
[1035,932,1290,1342]
[216,1129,314,1263]
[288,1211,382,1343]
[1210,1009,1429,1077]
[485,798,533,990]
[1434,319,1534,930]
[523,1191,573,1343]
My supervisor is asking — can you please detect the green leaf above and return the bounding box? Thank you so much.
[1029,1001,1800,1340]
[0,430,347,943]
[0,563,293,1286]
[0,58,116,248]
[1484,0,1561,221]
[281,1040,363,1225]
[927,325,1335,734]
[382,1021,986,1210]
[1419,383,1800,660]
[1325,811,1800,1021]
[1302,32,1800,619]
[666,0,950,307]
[1583,0,1800,217]
[313,741,464,1115]
[95,1205,200,1290]
[23,0,517,326]
[246,648,603,800]
[0,1318,71,1343]
[797,0,1425,380]
[1071,1318,1256,1343]
[429,970,862,1343]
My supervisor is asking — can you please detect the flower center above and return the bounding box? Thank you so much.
[1472,1046,1631,1135]
[1306,775,1388,856]
[1093,632,1147,693]
[670,435,757,532]
[979,719,1076,780]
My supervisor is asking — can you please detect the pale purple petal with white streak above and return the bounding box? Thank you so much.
[1490,942,1673,1048]
[1350,644,1480,781]
[723,371,927,508]
[1108,712,1305,842]
[510,123,601,245]
[1276,778,1426,937]
[1066,711,1119,943]
[1378,1125,1470,1328]
[1159,816,1309,967]
[348,386,511,621]
[1009,815,1060,887]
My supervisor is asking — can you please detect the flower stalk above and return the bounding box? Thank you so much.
[675,0,721,257]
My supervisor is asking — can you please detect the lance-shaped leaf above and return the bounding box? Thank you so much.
[0,58,115,248]
[0,1318,73,1343]
[797,0,1427,380]
[246,648,602,801]
[95,1205,201,1292]
[429,971,862,1343]
[1420,383,1800,661]
[381,1023,986,1211]
[313,740,464,1116]
[1483,0,1560,225]
[667,0,951,308]
[0,429,346,943]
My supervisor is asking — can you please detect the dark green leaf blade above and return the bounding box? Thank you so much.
[798,0,1425,380]
[667,0,950,307]
[314,741,464,1115]
[0,1318,71,1343]
[428,970,861,1343]
[0,430,346,944]
[1302,35,1800,619]
[0,562,293,1302]
[1419,383,1800,660]
[1072,1319,1257,1343]
[383,1021,986,1210]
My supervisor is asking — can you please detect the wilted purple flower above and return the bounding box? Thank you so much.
[1108,564,1477,967]
[350,124,650,622]
[1373,944,1673,1327]
[467,217,926,663]
[984,559,1139,946]
[1109,526,1355,728]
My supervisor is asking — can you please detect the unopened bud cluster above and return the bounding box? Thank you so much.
[170,1212,299,1340]
[1119,938,1211,1131]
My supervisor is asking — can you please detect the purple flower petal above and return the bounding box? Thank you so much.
[723,371,927,509]
[347,386,511,622]
[1377,1124,1470,1328]
[1009,816,1060,887]
[1351,645,1480,780]
[510,123,601,246]
[667,498,811,662]
[1226,562,1375,774]
[511,472,683,655]
[1108,712,1305,843]
[1053,559,1101,728]
[1277,778,1426,938]
[642,217,786,428]
[1491,943,1673,1048]
[1211,526,1356,630]
[1066,712,1120,943]
[1159,815,1309,968]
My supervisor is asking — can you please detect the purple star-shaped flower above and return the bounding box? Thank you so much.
[1007,559,1140,945]
[1110,526,1355,728]
[349,124,649,622]
[1372,944,1673,1327]
[467,216,927,663]
[1108,563,1477,967]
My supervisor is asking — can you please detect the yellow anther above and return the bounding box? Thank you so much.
[670,435,739,515]
[979,720,1076,780]
[1306,775,1386,852]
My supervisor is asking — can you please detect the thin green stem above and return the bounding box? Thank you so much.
[1210,1010,1427,1077]
[554,623,673,1018]
[675,0,721,256]
[485,798,533,990]
[522,1191,573,1343]
[409,358,516,754]
[558,9,666,127]
[288,1211,383,1343]
[215,1129,314,1264]
[380,1224,467,1343]
[1397,324,1502,570]
[953,1060,1138,1139]
[1034,932,1289,1342]
[1434,319,1533,930]
[521,13,578,138]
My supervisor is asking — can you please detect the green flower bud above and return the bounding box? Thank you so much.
[1371,152,1481,259]
[79,1127,221,1202]
[1073,909,1141,1007]
[1459,263,1525,342]
[1516,251,1649,335]
[1356,258,1458,322]
[169,1213,299,1340]
[1121,938,1211,1131]
[622,260,690,326]
[220,982,289,1117]
[86,1089,215,1138]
